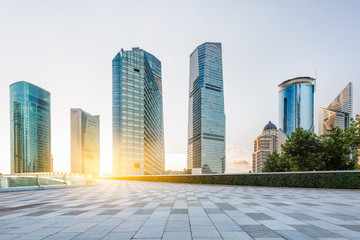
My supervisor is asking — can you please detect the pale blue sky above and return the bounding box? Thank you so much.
[0,0,359,174]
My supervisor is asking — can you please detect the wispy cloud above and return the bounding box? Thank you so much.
[231,149,245,155]
[232,160,250,166]
[226,145,252,173]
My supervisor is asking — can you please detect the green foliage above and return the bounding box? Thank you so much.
[320,126,356,170]
[282,128,323,171]
[262,152,291,172]
[263,115,360,172]
[162,168,192,175]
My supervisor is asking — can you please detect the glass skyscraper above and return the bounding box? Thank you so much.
[10,81,52,173]
[112,47,164,175]
[71,108,100,177]
[278,77,315,137]
[319,82,353,135]
[187,42,226,174]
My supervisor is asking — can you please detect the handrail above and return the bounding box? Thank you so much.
[0,173,94,189]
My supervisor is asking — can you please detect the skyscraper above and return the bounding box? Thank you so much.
[10,81,52,173]
[252,121,278,173]
[278,77,315,137]
[187,42,226,174]
[112,47,164,176]
[71,108,100,177]
[319,82,353,135]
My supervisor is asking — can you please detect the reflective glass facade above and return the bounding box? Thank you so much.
[71,108,100,177]
[278,77,315,136]
[112,48,164,175]
[187,42,226,174]
[10,81,52,173]
[319,82,353,135]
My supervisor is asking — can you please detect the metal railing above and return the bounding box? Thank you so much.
[0,172,94,189]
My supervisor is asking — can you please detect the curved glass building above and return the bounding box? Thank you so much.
[187,42,226,174]
[278,77,315,136]
[10,81,52,173]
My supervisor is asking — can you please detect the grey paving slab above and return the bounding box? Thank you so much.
[101,231,135,240]
[275,230,314,240]
[220,231,253,240]
[191,225,222,238]
[133,224,165,238]
[165,220,190,231]
[42,232,81,240]
[162,231,192,240]
[0,180,359,239]
[242,224,282,238]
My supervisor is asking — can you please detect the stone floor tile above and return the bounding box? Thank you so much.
[61,222,97,233]
[189,217,213,226]
[132,225,165,238]
[42,232,81,240]
[0,234,23,240]
[112,221,144,232]
[291,225,343,238]
[101,231,135,240]
[191,225,222,238]
[220,231,253,240]
[332,230,360,239]
[165,220,190,231]
[275,230,315,240]
[162,231,192,240]
[259,220,296,230]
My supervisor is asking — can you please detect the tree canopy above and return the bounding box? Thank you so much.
[262,115,360,172]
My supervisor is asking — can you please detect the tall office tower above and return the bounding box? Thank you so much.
[252,121,278,173]
[10,81,52,173]
[187,42,226,174]
[112,48,164,176]
[71,108,100,177]
[319,82,353,135]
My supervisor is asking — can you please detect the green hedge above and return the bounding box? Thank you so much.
[99,171,360,189]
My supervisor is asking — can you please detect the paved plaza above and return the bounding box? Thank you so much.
[0,180,360,240]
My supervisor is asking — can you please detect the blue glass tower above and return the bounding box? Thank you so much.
[187,42,226,174]
[278,77,315,136]
[10,81,52,173]
[112,48,164,175]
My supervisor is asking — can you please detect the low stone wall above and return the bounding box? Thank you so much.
[99,170,360,189]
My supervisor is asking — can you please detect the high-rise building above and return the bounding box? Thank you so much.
[187,42,226,174]
[10,81,52,173]
[252,121,278,173]
[278,77,315,136]
[71,108,100,177]
[319,82,353,135]
[112,47,164,175]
